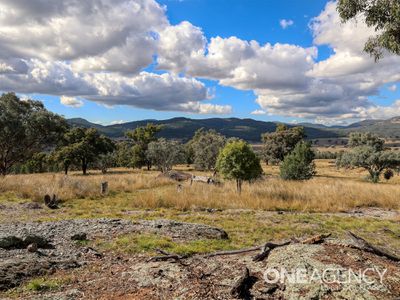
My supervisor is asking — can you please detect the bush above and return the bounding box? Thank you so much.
[384,169,394,181]
[280,142,316,180]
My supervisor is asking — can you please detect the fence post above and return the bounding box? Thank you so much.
[101,181,108,195]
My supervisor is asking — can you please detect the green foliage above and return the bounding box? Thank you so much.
[337,0,400,60]
[95,152,117,174]
[130,144,146,169]
[125,123,162,147]
[115,141,134,168]
[261,126,305,164]
[337,132,400,183]
[315,150,339,160]
[22,153,48,174]
[216,140,263,193]
[0,93,67,175]
[25,277,64,292]
[337,144,400,183]
[125,123,163,170]
[146,138,185,173]
[188,129,226,171]
[348,132,384,151]
[53,128,115,175]
[280,141,316,180]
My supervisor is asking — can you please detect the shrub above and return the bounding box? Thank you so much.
[280,141,316,180]
[384,169,394,181]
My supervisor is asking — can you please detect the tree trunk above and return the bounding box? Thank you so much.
[82,159,88,175]
[0,161,8,176]
[368,169,380,183]
[236,179,242,194]
[64,165,69,175]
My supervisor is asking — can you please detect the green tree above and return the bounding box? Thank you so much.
[146,138,185,173]
[261,126,305,165]
[24,152,49,173]
[0,93,67,176]
[115,141,134,168]
[51,145,77,175]
[189,129,226,171]
[348,132,384,151]
[54,128,115,175]
[95,152,117,174]
[337,132,400,182]
[216,140,263,193]
[337,0,400,61]
[125,123,162,170]
[280,141,316,180]
[337,145,400,183]
[130,144,146,169]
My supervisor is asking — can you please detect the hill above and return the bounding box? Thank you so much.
[67,117,339,142]
[67,116,400,142]
[340,117,400,138]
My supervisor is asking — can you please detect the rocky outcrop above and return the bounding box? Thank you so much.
[0,218,228,291]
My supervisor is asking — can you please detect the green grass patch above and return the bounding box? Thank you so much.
[98,233,233,256]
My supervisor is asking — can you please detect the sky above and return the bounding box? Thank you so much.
[0,0,399,125]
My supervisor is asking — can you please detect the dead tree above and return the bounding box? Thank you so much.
[347,231,400,262]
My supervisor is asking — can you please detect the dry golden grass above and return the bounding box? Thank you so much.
[0,169,171,202]
[0,160,399,212]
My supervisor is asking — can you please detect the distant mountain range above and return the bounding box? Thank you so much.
[67,116,400,142]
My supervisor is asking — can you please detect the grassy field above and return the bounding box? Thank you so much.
[0,159,399,216]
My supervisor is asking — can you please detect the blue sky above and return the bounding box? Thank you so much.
[1,0,399,125]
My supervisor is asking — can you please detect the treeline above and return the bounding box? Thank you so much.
[2,93,399,185]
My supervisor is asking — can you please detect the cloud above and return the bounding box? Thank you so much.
[60,96,84,108]
[158,25,317,91]
[157,1,400,122]
[388,84,397,92]
[179,102,232,114]
[0,60,211,112]
[0,0,229,114]
[0,0,167,69]
[243,1,400,122]
[279,19,294,29]
[1,0,400,121]
[251,109,267,115]
[109,120,127,125]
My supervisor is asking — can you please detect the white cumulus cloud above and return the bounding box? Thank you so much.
[60,96,84,108]
[251,109,267,115]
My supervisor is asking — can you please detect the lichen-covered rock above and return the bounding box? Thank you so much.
[261,243,400,299]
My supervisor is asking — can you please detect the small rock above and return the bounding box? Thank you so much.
[27,243,37,253]
[24,235,52,249]
[0,236,24,249]
[21,202,43,209]
[71,233,88,241]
